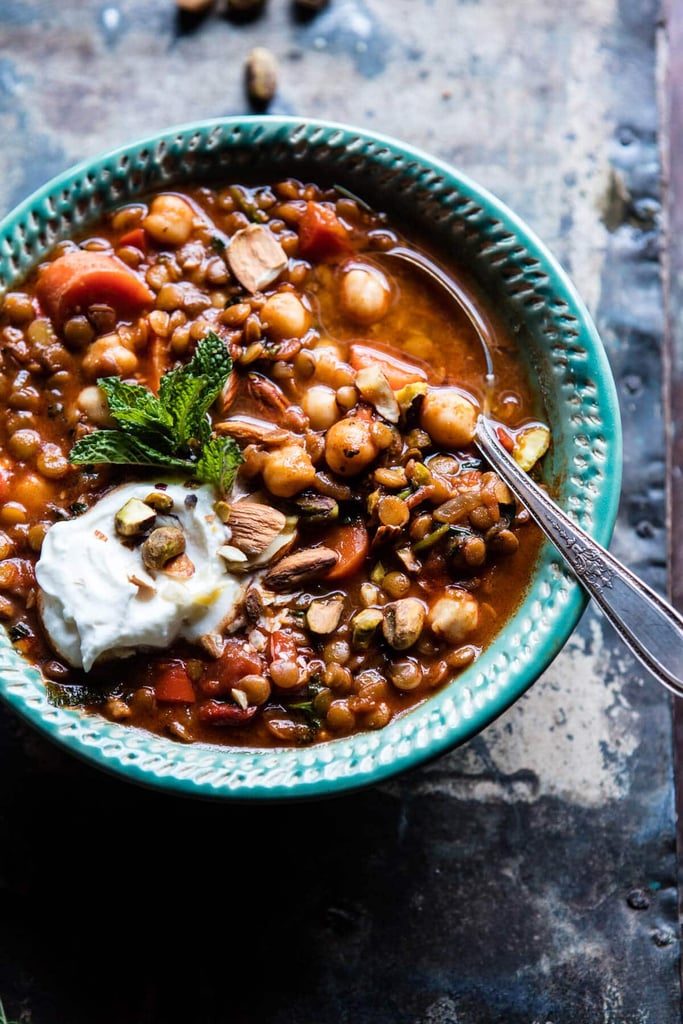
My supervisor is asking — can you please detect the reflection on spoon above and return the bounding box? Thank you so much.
[385,244,683,697]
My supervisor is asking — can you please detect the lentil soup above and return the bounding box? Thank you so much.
[0,179,550,747]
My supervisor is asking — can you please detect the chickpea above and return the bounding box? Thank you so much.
[324,416,380,477]
[420,387,478,449]
[3,292,34,324]
[326,699,356,733]
[310,345,356,388]
[364,702,392,729]
[301,385,340,431]
[0,502,27,527]
[12,472,53,509]
[27,522,50,552]
[7,429,41,461]
[388,658,423,691]
[35,444,69,480]
[82,335,139,378]
[262,443,316,498]
[269,659,302,689]
[260,292,310,340]
[339,262,391,324]
[428,589,480,644]
[143,194,195,247]
[239,674,272,705]
[76,385,115,427]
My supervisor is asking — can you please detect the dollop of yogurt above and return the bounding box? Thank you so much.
[36,481,244,671]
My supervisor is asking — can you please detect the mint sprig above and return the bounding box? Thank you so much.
[70,332,243,495]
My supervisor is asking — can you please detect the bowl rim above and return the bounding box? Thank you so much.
[0,115,622,800]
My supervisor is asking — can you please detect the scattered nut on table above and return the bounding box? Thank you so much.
[245,46,279,105]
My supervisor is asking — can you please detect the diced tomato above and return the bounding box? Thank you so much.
[118,228,148,253]
[321,522,370,580]
[497,426,515,452]
[198,701,259,726]
[349,342,431,390]
[268,630,299,664]
[298,202,352,262]
[208,640,265,694]
[155,660,196,704]
[36,250,154,325]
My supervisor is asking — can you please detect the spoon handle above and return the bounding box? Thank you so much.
[475,416,683,696]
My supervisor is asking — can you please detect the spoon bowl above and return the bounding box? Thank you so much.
[386,243,683,696]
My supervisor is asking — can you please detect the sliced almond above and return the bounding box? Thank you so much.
[355,365,400,423]
[214,416,293,447]
[227,224,287,293]
[198,632,227,658]
[223,501,287,557]
[128,573,157,596]
[161,552,196,578]
[263,546,338,591]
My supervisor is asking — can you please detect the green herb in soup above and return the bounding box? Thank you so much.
[0,180,550,747]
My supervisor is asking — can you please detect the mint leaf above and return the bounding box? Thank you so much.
[159,331,232,445]
[69,332,239,495]
[70,431,190,468]
[195,435,243,493]
[99,378,173,441]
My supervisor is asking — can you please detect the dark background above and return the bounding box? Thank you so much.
[0,1,680,1021]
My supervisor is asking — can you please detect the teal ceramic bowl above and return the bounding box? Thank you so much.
[0,117,621,799]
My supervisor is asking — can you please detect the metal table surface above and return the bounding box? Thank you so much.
[0,1,680,1021]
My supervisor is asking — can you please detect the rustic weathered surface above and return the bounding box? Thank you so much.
[0,1,679,1021]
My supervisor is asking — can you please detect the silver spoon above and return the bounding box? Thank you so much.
[384,246,683,698]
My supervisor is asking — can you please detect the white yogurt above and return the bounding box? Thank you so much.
[36,481,244,671]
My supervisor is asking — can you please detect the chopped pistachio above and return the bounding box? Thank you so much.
[306,596,345,635]
[144,491,175,513]
[141,526,186,570]
[351,608,383,649]
[395,381,428,414]
[382,598,425,650]
[292,492,339,523]
[114,497,156,537]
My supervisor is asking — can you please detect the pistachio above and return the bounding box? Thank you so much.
[395,381,428,414]
[351,608,383,649]
[382,598,425,650]
[395,546,422,574]
[306,596,344,635]
[292,491,339,523]
[144,491,175,513]
[263,546,338,591]
[141,526,186,570]
[115,497,156,537]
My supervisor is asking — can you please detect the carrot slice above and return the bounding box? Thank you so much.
[155,660,196,703]
[298,202,352,262]
[349,342,431,390]
[322,522,370,580]
[36,250,154,325]
[118,227,147,253]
